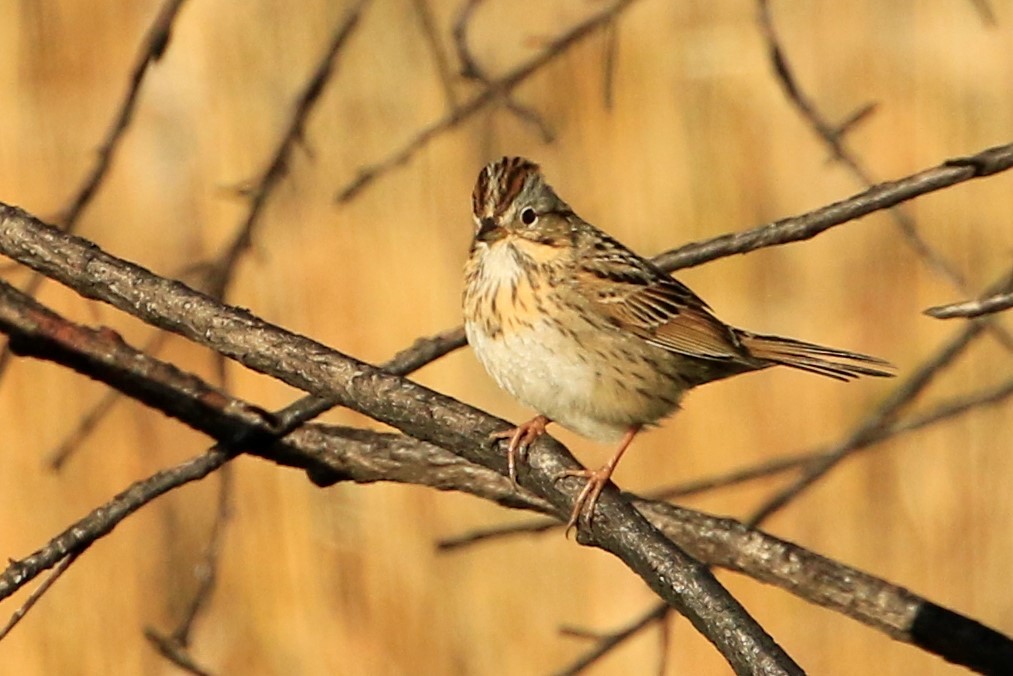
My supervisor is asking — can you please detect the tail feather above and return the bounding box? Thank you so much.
[737,331,895,382]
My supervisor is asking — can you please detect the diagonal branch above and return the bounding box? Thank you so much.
[650,143,1013,271]
[335,0,641,203]
[0,0,192,379]
[925,270,1013,319]
[207,0,371,299]
[0,279,1009,673]
[0,210,800,673]
[59,0,191,232]
[452,0,554,141]
[755,0,1013,354]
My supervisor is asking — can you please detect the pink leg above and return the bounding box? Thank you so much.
[490,415,551,484]
[557,426,641,535]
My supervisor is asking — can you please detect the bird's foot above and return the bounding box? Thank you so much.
[490,415,551,484]
[555,465,613,537]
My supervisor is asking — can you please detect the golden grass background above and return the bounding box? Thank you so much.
[0,0,1010,673]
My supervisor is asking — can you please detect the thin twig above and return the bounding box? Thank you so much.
[60,0,190,232]
[144,467,231,674]
[755,0,1013,355]
[555,602,669,676]
[451,0,553,141]
[0,552,81,642]
[206,0,371,299]
[925,271,1013,319]
[411,0,459,110]
[336,0,641,202]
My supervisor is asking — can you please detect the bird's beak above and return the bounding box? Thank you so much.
[475,217,505,243]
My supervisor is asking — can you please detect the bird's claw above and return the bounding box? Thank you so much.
[489,415,550,484]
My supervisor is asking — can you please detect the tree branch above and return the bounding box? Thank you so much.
[0,276,1009,673]
[0,212,802,673]
[335,0,641,203]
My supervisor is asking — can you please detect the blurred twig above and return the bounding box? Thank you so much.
[0,0,191,382]
[925,270,1013,319]
[144,468,231,676]
[556,603,669,676]
[755,0,1013,353]
[58,0,190,231]
[601,20,620,110]
[412,0,459,110]
[336,0,641,203]
[452,0,553,141]
[0,552,80,642]
[968,0,997,26]
[206,0,371,300]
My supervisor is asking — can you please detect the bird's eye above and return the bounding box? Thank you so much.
[520,207,538,226]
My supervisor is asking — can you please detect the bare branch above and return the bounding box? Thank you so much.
[207,0,371,299]
[0,276,1008,672]
[754,0,1013,360]
[925,270,1013,318]
[336,0,642,203]
[451,0,554,141]
[652,143,1013,272]
[0,206,802,674]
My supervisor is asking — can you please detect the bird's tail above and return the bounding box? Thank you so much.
[737,330,895,381]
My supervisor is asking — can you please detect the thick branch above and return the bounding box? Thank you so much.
[0,280,1008,671]
[0,206,800,674]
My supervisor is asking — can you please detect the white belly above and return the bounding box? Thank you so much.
[463,239,686,441]
[466,316,684,442]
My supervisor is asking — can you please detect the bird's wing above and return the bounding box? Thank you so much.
[575,237,745,361]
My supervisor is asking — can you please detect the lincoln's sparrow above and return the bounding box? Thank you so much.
[463,156,893,532]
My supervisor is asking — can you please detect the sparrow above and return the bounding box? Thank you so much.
[463,156,893,532]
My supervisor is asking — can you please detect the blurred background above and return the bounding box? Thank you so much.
[0,0,1010,673]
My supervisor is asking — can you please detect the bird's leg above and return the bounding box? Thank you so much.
[556,425,641,535]
[490,414,551,484]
